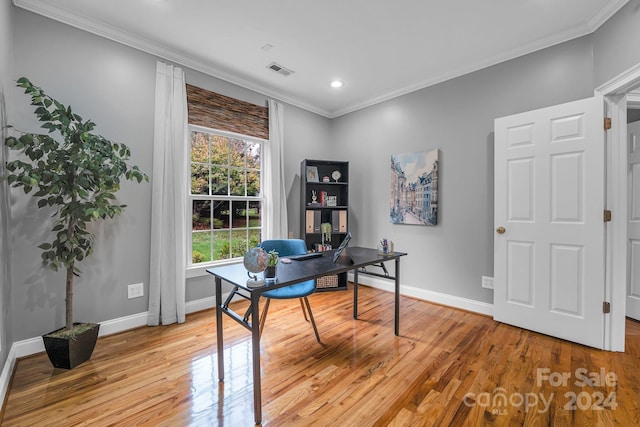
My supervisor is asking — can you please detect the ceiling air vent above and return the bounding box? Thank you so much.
[267,62,294,77]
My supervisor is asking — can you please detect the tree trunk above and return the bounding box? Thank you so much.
[66,262,74,331]
[65,214,75,331]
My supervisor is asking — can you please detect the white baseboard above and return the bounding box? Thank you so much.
[0,292,226,410]
[0,284,492,410]
[0,343,17,407]
[348,272,494,317]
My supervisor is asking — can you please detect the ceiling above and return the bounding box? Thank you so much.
[14,0,630,118]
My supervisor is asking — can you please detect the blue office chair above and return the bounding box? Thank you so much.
[258,239,321,342]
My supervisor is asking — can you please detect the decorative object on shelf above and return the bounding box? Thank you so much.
[264,249,279,282]
[390,149,439,226]
[332,170,342,182]
[314,243,332,251]
[326,195,337,207]
[317,275,339,289]
[311,190,318,204]
[244,247,268,287]
[378,238,394,255]
[306,166,319,182]
[3,77,149,369]
[322,176,330,182]
[321,223,332,244]
[320,190,327,206]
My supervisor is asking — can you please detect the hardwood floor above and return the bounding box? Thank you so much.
[2,284,640,426]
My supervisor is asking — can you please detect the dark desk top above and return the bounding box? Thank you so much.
[206,246,406,296]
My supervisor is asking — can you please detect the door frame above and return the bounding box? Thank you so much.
[596,62,640,351]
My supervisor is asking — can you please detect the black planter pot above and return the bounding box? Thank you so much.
[265,266,277,280]
[42,323,100,369]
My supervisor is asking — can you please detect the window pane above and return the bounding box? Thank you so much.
[211,135,229,165]
[248,228,261,248]
[229,138,246,168]
[248,201,261,227]
[191,163,209,195]
[247,170,260,196]
[192,231,211,264]
[211,166,228,195]
[232,201,248,228]
[191,132,210,163]
[246,141,260,170]
[230,169,246,196]
[231,229,248,258]
[192,200,211,230]
[213,200,230,229]
[213,230,231,260]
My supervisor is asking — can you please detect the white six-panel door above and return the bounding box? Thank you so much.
[627,120,640,322]
[494,96,606,349]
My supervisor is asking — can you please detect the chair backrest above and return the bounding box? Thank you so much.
[259,239,307,257]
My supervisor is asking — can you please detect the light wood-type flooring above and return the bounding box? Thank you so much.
[2,283,640,426]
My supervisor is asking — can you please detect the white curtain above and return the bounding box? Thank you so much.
[263,100,288,239]
[148,62,188,326]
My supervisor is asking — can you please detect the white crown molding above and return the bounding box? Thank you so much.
[595,61,640,96]
[12,0,331,118]
[329,0,630,118]
[586,0,630,29]
[13,0,631,120]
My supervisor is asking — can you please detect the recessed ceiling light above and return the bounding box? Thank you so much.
[331,80,343,88]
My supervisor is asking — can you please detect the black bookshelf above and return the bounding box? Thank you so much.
[300,159,349,291]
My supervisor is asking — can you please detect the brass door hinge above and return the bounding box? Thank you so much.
[604,210,612,222]
[605,117,612,130]
[603,301,611,314]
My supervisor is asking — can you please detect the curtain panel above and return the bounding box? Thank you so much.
[263,100,288,239]
[148,62,188,326]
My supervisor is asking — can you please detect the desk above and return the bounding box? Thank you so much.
[206,246,407,425]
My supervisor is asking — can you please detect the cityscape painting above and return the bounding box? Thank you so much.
[390,149,439,225]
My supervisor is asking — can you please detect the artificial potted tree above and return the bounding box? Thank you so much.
[3,77,148,369]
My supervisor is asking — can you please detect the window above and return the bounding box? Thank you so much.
[189,126,264,265]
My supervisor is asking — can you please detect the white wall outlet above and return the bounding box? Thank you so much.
[481,276,494,290]
[128,283,144,299]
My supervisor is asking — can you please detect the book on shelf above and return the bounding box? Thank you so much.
[314,243,332,252]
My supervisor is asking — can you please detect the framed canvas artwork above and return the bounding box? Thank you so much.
[390,149,439,225]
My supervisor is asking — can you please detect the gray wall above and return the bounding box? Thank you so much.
[594,0,640,87]
[0,0,14,372]
[4,0,640,364]
[9,8,331,340]
[330,36,595,303]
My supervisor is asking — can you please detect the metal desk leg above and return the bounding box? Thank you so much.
[251,292,262,424]
[353,268,359,319]
[395,258,400,336]
[215,277,224,381]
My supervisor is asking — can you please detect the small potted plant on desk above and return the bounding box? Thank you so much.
[3,78,148,369]
[264,250,279,281]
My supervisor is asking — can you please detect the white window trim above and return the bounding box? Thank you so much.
[187,124,267,278]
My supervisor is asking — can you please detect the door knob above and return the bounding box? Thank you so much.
[496,226,506,234]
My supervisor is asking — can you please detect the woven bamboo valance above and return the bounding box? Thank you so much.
[186,83,269,140]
